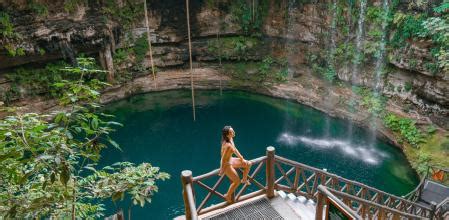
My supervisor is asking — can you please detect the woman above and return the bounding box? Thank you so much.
[219,126,252,203]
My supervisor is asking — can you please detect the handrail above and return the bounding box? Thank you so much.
[273,155,432,216]
[275,155,428,208]
[437,197,449,210]
[403,175,426,201]
[316,185,361,220]
[181,153,270,218]
[435,197,449,219]
[180,147,436,219]
[328,188,429,219]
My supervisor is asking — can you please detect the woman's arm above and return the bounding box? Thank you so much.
[232,146,245,161]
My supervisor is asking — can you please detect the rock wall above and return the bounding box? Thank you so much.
[0,0,447,127]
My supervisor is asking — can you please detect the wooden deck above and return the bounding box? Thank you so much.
[178,147,447,220]
[175,191,316,220]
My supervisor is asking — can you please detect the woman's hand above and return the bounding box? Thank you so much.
[219,168,224,176]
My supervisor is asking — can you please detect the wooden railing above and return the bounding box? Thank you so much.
[273,154,433,219]
[434,197,449,220]
[316,185,361,220]
[320,187,432,219]
[404,165,449,202]
[180,147,435,220]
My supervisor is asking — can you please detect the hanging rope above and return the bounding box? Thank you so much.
[216,4,222,96]
[186,0,196,121]
[144,0,156,84]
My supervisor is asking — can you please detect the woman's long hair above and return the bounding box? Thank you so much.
[221,126,232,145]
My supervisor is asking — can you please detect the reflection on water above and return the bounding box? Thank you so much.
[277,132,389,165]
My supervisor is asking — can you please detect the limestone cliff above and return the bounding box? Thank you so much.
[0,0,447,128]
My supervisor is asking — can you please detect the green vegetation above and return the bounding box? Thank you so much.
[223,56,288,86]
[0,12,15,39]
[133,35,149,65]
[308,53,337,83]
[0,12,24,57]
[207,36,261,61]
[63,0,87,13]
[355,87,387,118]
[229,0,269,36]
[404,81,412,92]
[391,2,449,75]
[28,0,48,16]
[406,132,449,175]
[2,60,107,104]
[383,113,424,147]
[111,35,160,80]
[101,0,143,29]
[0,57,169,218]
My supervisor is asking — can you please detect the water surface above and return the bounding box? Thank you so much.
[100,90,418,219]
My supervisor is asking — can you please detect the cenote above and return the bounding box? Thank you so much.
[100,90,419,219]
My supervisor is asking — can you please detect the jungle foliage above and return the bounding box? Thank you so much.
[0,58,169,218]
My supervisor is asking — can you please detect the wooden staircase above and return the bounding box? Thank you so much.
[178,147,443,220]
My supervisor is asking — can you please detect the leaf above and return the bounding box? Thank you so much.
[108,139,121,150]
[107,121,123,127]
[84,166,96,172]
[50,172,56,183]
[60,165,71,186]
[55,113,65,123]
[37,154,54,161]
[53,82,66,88]
[91,118,98,130]
[65,130,73,139]
[111,191,124,202]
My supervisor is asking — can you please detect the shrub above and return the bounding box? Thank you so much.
[383,113,424,147]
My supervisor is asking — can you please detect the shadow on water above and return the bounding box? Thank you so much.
[100,90,419,219]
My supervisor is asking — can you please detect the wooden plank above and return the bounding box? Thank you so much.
[198,189,265,215]
[197,175,225,212]
[236,161,265,200]
[195,180,226,200]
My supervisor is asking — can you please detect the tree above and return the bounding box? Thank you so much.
[0,57,169,218]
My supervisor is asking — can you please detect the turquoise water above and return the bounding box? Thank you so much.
[100,90,419,219]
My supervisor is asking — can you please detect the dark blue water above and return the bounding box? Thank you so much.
[100,90,418,219]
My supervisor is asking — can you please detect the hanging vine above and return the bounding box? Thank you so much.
[143,0,156,83]
[186,0,196,121]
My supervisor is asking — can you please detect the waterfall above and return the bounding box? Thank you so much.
[347,0,367,142]
[369,0,390,147]
[329,0,337,72]
[323,0,338,138]
[352,0,367,83]
[285,0,296,80]
[374,0,389,95]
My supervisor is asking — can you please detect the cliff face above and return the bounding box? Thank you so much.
[0,0,448,127]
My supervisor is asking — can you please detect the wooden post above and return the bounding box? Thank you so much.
[378,207,385,220]
[266,146,275,198]
[316,187,327,220]
[181,170,194,220]
[429,201,437,220]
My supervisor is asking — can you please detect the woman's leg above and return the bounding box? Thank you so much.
[230,158,252,184]
[223,165,240,203]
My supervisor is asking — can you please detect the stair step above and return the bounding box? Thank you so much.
[287,193,297,201]
[278,190,287,199]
